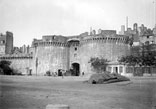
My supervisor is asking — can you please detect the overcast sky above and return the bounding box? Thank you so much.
[0,0,155,47]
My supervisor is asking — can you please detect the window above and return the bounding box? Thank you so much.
[119,66,123,73]
[75,47,77,51]
[53,36,56,39]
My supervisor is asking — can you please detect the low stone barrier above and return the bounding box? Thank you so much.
[46,104,70,109]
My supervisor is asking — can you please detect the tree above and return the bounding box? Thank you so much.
[118,55,142,76]
[0,60,12,75]
[141,52,156,66]
[118,53,156,75]
[118,55,141,66]
[89,57,109,73]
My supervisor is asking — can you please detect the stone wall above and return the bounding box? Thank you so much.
[0,56,32,75]
[34,43,69,75]
[0,45,5,55]
[10,58,32,75]
[77,35,130,75]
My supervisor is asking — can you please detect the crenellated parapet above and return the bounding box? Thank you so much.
[32,30,130,48]
[32,35,70,48]
[80,35,129,45]
[0,54,33,60]
[66,30,130,47]
[33,41,69,47]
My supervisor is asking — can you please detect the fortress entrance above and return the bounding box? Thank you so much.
[71,63,80,76]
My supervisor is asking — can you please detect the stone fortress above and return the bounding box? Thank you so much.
[31,30,130,76]
[0,23,156,76]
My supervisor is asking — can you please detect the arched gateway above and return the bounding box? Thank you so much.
[71,63,80,76]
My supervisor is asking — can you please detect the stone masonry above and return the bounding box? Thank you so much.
[0,30,131,76]
[31,30,131,76]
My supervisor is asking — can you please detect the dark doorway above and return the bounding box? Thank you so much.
[58,69,63,76]
[72,63,80,76]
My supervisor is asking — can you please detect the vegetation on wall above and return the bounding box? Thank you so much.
[0,60,22,75]
[89,57,109,73]
[0,60,13,75]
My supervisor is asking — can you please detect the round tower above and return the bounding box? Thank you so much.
[70,30,131,75]
[32,35,69,76]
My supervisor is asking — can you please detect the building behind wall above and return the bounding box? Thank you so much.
[119,23,156,46]
[0,31,13,55]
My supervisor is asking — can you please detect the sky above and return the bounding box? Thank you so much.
[0,0,156,47]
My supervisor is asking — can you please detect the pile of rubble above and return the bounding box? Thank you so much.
[88,71,130,84]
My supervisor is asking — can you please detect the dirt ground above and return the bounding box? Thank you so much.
[0,75,156,109]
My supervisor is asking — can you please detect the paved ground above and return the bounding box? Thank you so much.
[0,75,156,109]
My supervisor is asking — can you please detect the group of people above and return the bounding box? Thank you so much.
[45,69,85,77]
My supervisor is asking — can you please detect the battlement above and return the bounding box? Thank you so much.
[42,35,67,42]
[80,34,129,45]
[32,35,69,47]
[33,41,69,47]
[32,30,130,48]
[0,54,33,60]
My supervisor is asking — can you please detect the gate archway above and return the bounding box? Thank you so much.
[71,63,80,76]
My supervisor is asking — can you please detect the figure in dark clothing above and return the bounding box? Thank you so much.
[82,72,84,76]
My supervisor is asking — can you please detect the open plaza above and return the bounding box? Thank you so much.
[0,75,156,109]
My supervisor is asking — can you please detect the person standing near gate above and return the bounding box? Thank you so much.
[62,69,65,79]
